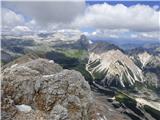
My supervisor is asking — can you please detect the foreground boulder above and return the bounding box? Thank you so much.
[1,57,95,120]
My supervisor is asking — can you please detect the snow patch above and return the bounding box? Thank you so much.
[96,113,107,120]
[49,60,54,63]
[43,74,54,78]
[11,64,18,68]
[89,40,93,44]
[96,112,100,115]
[16,104,32,113]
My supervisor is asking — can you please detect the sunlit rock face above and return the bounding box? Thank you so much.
[86,42,144,88]
[138,52,152,68]
[1,56,95,120]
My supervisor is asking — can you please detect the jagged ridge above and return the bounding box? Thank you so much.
[86,42,144,88]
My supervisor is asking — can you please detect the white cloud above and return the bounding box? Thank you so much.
[83,32,89,36]
[2,2,160,41]
[131,34,138,38]
[86,29,159,41]
[11,26,31,33]
[129,31,159,40]
[73,3,159,32]
[136,32,160,40]
[26,20,36,27]
[92,31,97,36]
[3,1,85,26]
[87,29,120,39]
[2,8,25,28]
[57,29,81,33]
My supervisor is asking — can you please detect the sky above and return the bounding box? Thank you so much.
[1,0,160,42]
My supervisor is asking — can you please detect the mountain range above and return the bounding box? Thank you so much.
[1,32,160,120]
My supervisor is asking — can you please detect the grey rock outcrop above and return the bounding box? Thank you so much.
[1,57,94,120]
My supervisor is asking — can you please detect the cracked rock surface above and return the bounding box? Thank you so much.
[1,57,94,120]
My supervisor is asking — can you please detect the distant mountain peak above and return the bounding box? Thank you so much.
[89,41,123,54]
[86,43,144,88]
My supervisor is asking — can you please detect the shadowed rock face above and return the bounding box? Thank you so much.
[1,57,95,120]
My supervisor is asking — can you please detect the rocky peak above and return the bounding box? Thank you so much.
[2,53,39,70]
[86,44,144,88]
[137,52,152,67]
[1,56,108,120]
[77,35,90,49]
[2,58,91,120]
[89,42,122,54]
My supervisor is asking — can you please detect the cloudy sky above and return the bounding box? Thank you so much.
[1,0,160,42]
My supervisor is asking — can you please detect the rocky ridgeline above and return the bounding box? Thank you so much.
[86,42,144,88]
[1,55,107,120]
